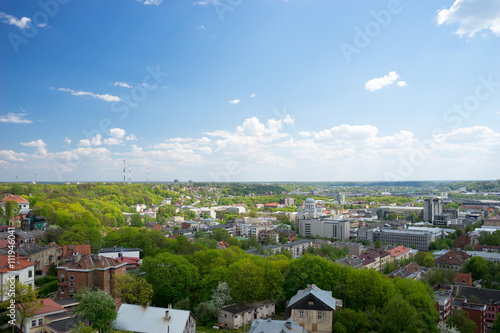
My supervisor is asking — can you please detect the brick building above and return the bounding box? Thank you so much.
[57,254,126,299]
[434,248,471,272]
[455,235,472,250]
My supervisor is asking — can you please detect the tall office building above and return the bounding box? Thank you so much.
[423,198,443,223]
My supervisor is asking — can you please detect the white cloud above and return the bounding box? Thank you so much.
[125,134,138,141]
[64,137,71,145]
[193,0,219,5]
[57,87,121,102]
[298,131,311,137]
[78,139,91,147]
[21,139,47,155]
[283,115,295,126]
[0,112,32,124]
[104,128,127,145]
[0,12,32,29]
[364,71,401,92]
[109,128,126,139]
[136,0,163,5]
[113,81,132,88]
[229,99,241,104]
[397,81,408,87]
[437,0,500,37]
[250,93,256,98]
[91,134,102,146]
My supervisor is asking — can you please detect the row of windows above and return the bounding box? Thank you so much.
[31,318,43,327]
[298,311,323,319]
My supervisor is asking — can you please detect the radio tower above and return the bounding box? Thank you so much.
[128,165,132,184]
[147,167,150,185]
[123,159,126,184]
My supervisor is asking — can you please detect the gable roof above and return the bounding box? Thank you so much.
[62,244,91,258]
[435,249,471,266]
[17,243,56,257]
[221,300,274,315]
[113,304,192,333]
[287,284,337,310]
[1,195,29,204]
[458,286,500,305]
[0,255,36,273]
[58,255,125,271]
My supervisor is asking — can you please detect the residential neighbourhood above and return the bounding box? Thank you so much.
[0,181,499,332]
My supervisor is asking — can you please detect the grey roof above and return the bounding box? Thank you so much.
[98,247,142,253]
[17,243,56,256]
[304,198,315,203]
[113,304,192,333]
[44,317,78,333]
[458,286,500,305]
[249,318,307,333]
[221,301,274,315]
[288,284,337,310]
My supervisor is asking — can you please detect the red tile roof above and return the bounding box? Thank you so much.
[21,299,65,316]
[0,255,36,273]
[61,244,91,258]
[435,249,471,266]
[388,245,411,257]
[457,273,473,286]
[1,195,29,204]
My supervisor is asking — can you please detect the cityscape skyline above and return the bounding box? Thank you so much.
[1,0,499,182]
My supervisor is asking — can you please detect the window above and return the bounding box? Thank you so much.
[60,274,65,282]
[308,301,314,306]
[28,270,33,278]
[299,311,304,318]
[317,312,323,319]
[60,286,64,294]
[38,318,43,326]
[31,320,37,327]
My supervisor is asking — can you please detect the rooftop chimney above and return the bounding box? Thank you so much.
[74,254,81,263]
[285,320,292,329]
[168,303,172,309]
[165,310,170,321]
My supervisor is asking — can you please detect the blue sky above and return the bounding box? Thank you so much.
[1,0,499,182]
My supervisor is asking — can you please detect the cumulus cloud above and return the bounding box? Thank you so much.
[229,99,240,104]
[125,134,137,141]
[91,134,102,146]
[365,71,407,92]
[0,112,32,124]
[64,137,71,145]
[78,139,91,147]
[0,12,32,29]
[250,93,256,98]
[437,0,500,37]
[104,128,126,145]
[57,87,121,102]
[113,81,132,88]
[21,139,47,155]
